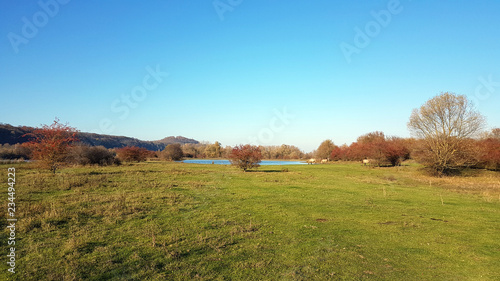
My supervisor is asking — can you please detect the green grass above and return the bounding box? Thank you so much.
[1,162,499,280]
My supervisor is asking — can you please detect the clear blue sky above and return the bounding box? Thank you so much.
[1,0,499,152]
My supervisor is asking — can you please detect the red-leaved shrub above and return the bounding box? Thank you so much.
[228,144,262,171]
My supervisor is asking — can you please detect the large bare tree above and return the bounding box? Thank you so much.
[408,92,485,175]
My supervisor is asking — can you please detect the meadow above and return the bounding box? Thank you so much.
[1,161,499,280]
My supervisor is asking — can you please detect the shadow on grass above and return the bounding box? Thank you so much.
[245,169,287,173]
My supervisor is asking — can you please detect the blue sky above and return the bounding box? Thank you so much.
[1,0,499,152]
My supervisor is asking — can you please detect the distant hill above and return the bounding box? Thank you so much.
[0,124,33,144]
[0,123,199,151]
[153,136,199,146]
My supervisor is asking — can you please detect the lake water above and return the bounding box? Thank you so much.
[179,159,307,165]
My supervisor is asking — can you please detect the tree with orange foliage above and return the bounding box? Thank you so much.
[383,137,410,166]
[354,131,386,165]
[486,128,500,140]
[477,138,500,171]
[22,118,79,173]
[228,144,262,171]
[330,145,348,161]
[115,146,151,162]
[331,132,410,166]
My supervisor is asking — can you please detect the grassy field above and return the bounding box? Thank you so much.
[1,161,499,280]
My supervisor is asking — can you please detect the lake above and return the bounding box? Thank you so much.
[179,159,307,165]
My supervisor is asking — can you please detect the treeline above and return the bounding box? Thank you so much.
[0,137,307,166]
[103,142,306,162]
[0,124,308,163]
[4,128,499,172]
[322,132,411,166]
[179,142,306,160]
[0,143,31,160]
[312,128,500,171]
[310,92,500,175]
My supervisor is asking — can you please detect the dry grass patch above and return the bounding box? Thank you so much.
[401,167,500,201]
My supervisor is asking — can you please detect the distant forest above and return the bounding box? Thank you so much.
[0,123,308,161]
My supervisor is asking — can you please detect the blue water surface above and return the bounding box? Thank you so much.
[179,159,307,165]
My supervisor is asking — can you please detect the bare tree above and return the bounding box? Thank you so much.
[408,92,485,175]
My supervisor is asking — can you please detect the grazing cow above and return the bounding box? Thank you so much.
[307,158,316,165]
[321,159,328,164]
